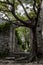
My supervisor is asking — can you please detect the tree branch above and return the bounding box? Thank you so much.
[10,0,34,28]
[0,0,13,6]
[18,0,32,21]
[33,0,37,14]
[0,8,11,12]
[0,17,11,23]
[34,0,42,27]
[0,17,29,27]
[0,0,34,28]
[13,22,27,27]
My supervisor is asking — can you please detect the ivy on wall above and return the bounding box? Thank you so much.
[15,27,31,52]
[0,22,11,32]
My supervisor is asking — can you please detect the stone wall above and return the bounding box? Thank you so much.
[0,29,10,56]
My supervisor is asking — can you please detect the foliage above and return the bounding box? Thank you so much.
[15,27,31,52]
[0,22,11,32]
[0,0,41,26]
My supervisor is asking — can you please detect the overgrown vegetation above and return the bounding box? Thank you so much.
[15,27,31,52]
[0,22,11,32]
[0,0,42,61]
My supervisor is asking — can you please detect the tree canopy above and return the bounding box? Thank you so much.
[0,0,42,28]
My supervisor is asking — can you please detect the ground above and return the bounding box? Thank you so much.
[0,56,43,65]
[0,59,43,65]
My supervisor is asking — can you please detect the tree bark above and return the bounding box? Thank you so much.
[32,27,38,58]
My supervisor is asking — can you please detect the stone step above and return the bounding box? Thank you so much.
[5,57,15,60]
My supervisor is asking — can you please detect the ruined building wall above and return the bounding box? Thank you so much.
[0,29,10,55]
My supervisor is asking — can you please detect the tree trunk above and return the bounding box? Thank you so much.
[28,27,38,62]
[32,27,38,58]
